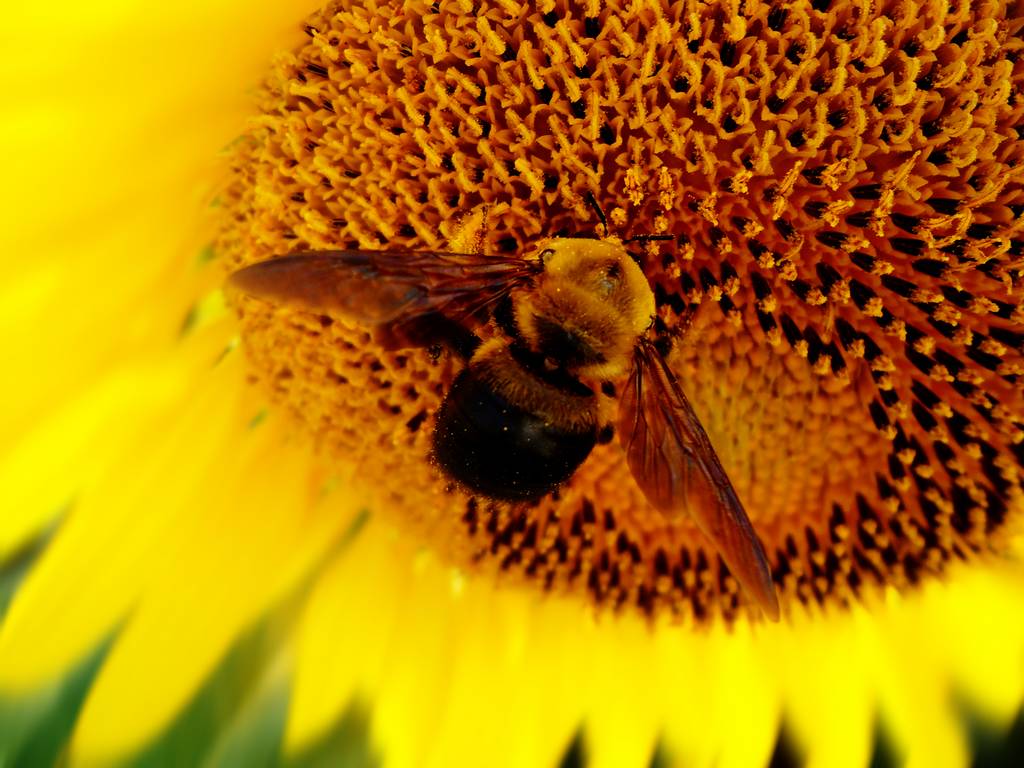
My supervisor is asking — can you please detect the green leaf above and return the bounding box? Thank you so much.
[0,641,110,768]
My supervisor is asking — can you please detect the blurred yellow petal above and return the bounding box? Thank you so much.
[873,594,969,768]
[492,602,594,768]
[582,618,663,768]
[2,2,320,257]
[0,333,247,690]
[675,626,780,768]
[779,613,875,768]
[940,562,1024,724]
[0,241,192,444]
[0,0,318,443]
[368,551,461,768]
[69,404,352,764]
[415,577,581,768]
[285,519,407,754]
[0,327,226,560]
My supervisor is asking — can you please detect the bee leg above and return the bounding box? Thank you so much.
[446,325,482,361]
[411,313,480,361]
[492,294,517,339]
[424,334,479,364]
[422,325,479,361]
[378,313,481,361]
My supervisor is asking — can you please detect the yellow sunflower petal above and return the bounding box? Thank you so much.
[582,617,664,768]
[373,562,602,768]
[69,406,352,764]
[778,612,875,768]
[0,332,249,691]
[663,624,781,768]
[0,0,321,444]
[0,328,224,561]
[939,561,1024,724]
[0,246,193,446]
[366,551,464,768]
[2,2,322,253]
[290,529,591,768]
[495,600,597,768]
[415,577,582,768]
[285,518,407,755]
[871,590,968,768]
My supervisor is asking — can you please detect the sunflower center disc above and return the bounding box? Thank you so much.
[219,1,1024,623]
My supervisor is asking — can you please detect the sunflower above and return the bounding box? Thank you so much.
[3,1,1024,766]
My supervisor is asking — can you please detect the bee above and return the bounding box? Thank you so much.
[228,225,780,619]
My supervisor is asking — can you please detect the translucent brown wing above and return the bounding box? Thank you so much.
[227,249,539,350]
[618,339,780,620]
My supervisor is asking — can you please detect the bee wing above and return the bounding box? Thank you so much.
[227,249,538,349]
[618,339,780,620]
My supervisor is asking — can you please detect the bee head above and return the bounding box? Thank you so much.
[514,237,655,380]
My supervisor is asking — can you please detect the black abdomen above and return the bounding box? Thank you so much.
[432,368,597,501]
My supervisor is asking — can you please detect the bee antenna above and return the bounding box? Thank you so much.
[623,233,674,244]
[583,191,609,239]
